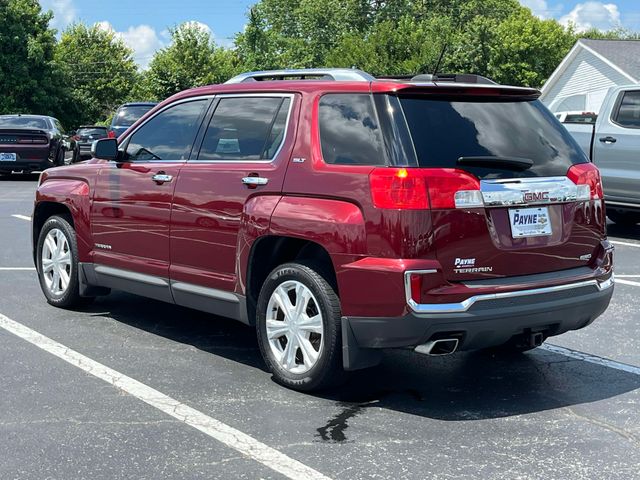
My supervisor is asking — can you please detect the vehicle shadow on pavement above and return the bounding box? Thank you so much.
[87,292,640,424]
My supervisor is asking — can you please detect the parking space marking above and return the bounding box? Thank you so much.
[616,279,640,288]
[541,344,640,376]
[0,313,332,480]
[0,267,35,271]
[11,214,31,221]
[617,275,640,278]
[611,240,640,248]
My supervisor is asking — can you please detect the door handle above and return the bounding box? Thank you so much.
[599,136,617,144]
[242,176,269,188]
[152,172,173,184]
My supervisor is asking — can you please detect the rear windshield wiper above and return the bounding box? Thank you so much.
[457,156,534,170]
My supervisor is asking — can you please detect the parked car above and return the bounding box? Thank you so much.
[32,69,614,391]
[73,126,109,159]
[0,114,78,175]
[109,102,157,138]
[564,85,640,225]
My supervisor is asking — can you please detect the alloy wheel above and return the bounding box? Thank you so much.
[41,228,72,296]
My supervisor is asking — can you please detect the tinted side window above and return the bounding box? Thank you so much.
[614,91,640,128]
[198,97,289,161]
[125,100,208,161]
[319,94,386,165]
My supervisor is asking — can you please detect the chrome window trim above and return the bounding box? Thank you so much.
[189,92,295,164]
[404,270,614,314]
[117,95,215,155]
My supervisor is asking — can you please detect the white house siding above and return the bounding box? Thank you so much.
[542,49,631,114]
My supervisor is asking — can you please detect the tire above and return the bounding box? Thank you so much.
[55,147,65,167]
[607,209,640,226]
[36,215,93,308]
[256,262,345,391]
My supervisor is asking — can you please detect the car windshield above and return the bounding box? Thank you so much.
[77,127,108,137]
[112,106,154,127]
[0,116,48,129]
[397,95,588,179]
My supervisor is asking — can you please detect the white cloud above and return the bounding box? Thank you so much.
[182,21,214,36]
[97,21,164,69]
[560,1,622,31]
[39,0,77,30]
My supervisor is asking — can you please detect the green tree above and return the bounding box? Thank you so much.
[489,11,576,87]
[55,23,138,127]
[145,22,238,100]
[0,0,66,119]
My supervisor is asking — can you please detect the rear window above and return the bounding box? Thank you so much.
[112,105,155,127]
[614,91,640,128]
[0,116,48,129]
[398,96,587,178]
[319,94,386,165]
[563,113,597,124]
[77,127,107,137]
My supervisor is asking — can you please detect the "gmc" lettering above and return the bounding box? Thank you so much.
[523,191,549,202]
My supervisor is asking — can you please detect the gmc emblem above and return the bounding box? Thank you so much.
[523,191,549,202]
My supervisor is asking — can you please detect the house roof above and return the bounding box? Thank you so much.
[579,39,640,80]
[541,38,640,96]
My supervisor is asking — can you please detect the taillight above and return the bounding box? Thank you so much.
[17,137,48,144]
[567,163,603,200]
[369,168,482,210]
[424,169,482,209]
[107,130,116,139]
[370,168,429,209]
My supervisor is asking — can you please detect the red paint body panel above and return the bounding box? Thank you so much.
[91,162,183,278]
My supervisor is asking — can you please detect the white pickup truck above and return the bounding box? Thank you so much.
[563,85,640,225]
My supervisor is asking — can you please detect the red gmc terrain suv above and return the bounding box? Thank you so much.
[32,69,615,391]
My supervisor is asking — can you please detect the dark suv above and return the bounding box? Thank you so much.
[32,69,614,391]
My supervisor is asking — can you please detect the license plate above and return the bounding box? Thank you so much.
[0,153,17,162]
[509,207,552,238]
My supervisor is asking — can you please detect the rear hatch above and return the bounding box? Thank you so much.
[390,88,604,281]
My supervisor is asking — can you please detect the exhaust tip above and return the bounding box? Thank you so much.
[415,338,459,356]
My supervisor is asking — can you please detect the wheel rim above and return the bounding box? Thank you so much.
[41,228,72,296]
[266,280,324,374]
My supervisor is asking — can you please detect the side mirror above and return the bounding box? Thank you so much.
[91,138,119,161]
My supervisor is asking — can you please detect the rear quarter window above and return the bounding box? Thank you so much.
[319,94,386,165]
[399,96,588,178]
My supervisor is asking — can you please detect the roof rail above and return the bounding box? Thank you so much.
[225,68,376,84]
[377,73,497,85]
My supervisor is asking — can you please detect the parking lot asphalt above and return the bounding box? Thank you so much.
[1,175,639,480]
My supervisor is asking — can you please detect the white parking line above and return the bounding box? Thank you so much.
[0,313,332,480]
[541,344,640,376]
[617,275,640,278]
[616,279,640,288]
[0,267,35,271]
[610,240,640,248]
[11,214,31,221]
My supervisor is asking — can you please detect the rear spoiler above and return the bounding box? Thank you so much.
[389,83,541,100]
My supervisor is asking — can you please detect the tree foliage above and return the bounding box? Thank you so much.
[144,23,238,100]
[1,0,638,129]
[0,0,66,117]
[55,23,138,127]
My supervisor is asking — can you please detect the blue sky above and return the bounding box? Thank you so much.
[39,0,640,68]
